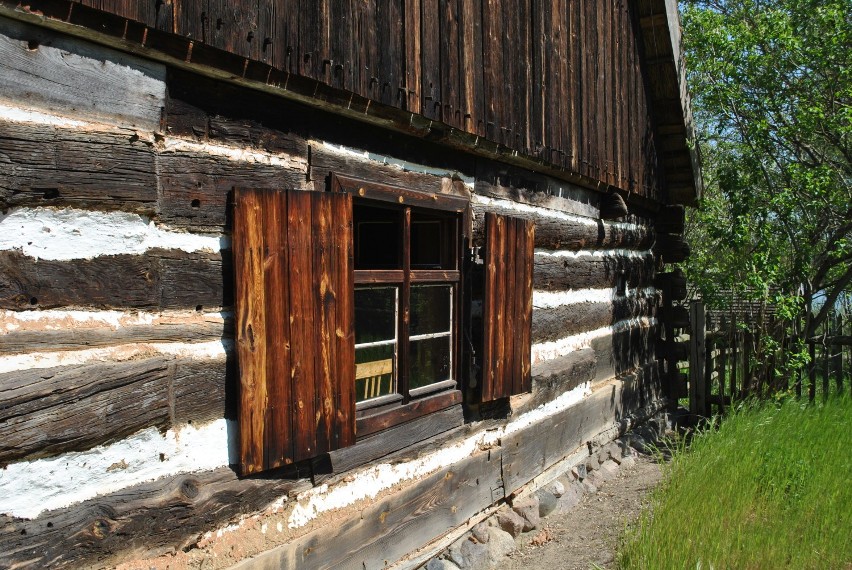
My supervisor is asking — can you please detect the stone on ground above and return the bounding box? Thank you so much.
[484,527,516,564]
[426,557,462,570]
[511,495,541,531]
[447,537,490,570]
[495,507,526,538]
[535,489,558,517]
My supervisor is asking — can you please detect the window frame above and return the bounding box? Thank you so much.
[331,174,469,434]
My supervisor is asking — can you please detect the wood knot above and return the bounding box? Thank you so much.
[180,479,199,499]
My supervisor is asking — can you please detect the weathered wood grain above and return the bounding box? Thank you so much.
[0,17,166,130]
[0,466,312,569]
[531,295,657,343]
[471,200,654,250]
[0,358,170,463]
[240,447,504,570]
[512,347,597,415]
[157,150,307,231]
[533,253,655,292]
[589,323,658,383]
[0,319,229,354]
[0,249,229,311]
[0,121,158,213]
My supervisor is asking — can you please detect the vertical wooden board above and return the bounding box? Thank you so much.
[256,0,275,64]
[329,0,353,90]
[500,0,516,147]
[208,0,259,57]
[354,0,378,98]
[331,193,356,449]
[502,217,517,397]
[261,189,294,469]
[421,0,442,120]
[522,221,534,391]
[404,0,423,113]
[511,220,526,394]
[491,214,507,399]
[529,0,544,157]
[287,190,319,461]
[439,0,461,127]
[311,193,335,456]
[459,0,482,134]
[233,188,269,476]
[176,0,207,42]
[557,0,569,167]
[273,0,299,73]
[481,0,501,140]
[299,0,330,80]
[569,0,580,172]
[482,212,497,402]
[377,0,405,107]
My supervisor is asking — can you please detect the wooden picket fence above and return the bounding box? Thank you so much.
[684,300,851,417]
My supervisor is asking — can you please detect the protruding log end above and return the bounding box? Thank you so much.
[599,191,629,220]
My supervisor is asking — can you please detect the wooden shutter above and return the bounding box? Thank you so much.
[233,188,355,476]
[482,212,534,401]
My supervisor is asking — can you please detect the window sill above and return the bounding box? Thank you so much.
[355,389,463,439]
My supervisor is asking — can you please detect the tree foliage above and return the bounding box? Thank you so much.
[681,0,851,338]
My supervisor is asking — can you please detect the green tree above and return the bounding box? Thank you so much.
[681,0,852,343]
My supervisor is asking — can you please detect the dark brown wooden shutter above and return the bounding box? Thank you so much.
[482,212,534,401]
[233,188,355,476]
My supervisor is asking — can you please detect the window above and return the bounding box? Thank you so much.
[232,180,534,476]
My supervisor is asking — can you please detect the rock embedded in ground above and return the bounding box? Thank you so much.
[471,522,491,543]
[555,483,583,512]
[547,479,566,498]
[426,557,462,570]
[511,495,541,531]
[536,489,558,517]
[496,507,526,538]
[484,527,516,564]
[447,537,490,570]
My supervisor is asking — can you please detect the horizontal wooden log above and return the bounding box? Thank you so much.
[156,151,308,231]
[599,191,629,220]
[0,357,171,463]
[0,249,230,310]
[655,269,687,301]
[656,205,685,234]
[533,254,655,292]
[653,232,691,263]
[172,354,234,425]
[0,121,158,213]
[310,142,461,196]
[0,466,312,569]
[471,200,654,250]
[532,296,657,343]
[245,447,504,570]
[590,323,658,383]
[513,348,597,415]
[0,16,166,131]
[0,318,229,354]
[319,405,465,481]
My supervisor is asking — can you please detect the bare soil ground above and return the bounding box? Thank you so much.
[494,454,664,570]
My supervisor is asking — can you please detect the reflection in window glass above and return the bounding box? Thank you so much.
[354,205,400,269]
[410,285,451,336]
[355,345,395,402]
[411,220,442,268]
[354,287,397,344]
[409,336,451,390]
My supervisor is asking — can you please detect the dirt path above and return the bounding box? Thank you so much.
[494,454,664,570]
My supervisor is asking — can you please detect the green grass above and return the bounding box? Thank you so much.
[618,395,852,569]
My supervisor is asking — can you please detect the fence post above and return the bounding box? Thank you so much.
[719,316,728,414]
[809,340,817,401]
[690,300,707,416]
[834,314,843,394]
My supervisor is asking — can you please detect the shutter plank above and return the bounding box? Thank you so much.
[482,213,498,401]
[332,193,356,448]
[288,190,319,461]
[518,219,534,393]
[311,193,336,456]
[233,189,269,476]
[502,217,517,396]
[261,189,294,470]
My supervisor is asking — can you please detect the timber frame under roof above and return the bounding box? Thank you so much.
[0,0,701,209]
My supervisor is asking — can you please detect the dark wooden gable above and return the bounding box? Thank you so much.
[233,188,355,475]
[482,212,534,401]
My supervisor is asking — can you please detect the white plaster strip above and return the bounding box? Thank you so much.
[160,138,306,169]
[316,141,476,188]
[0,102,88,128]
[0,207,226,261]
[472,194,643,232]
[0,340,229,374]
[535,248,652,259]
[533,286,658,309]
[0,418,237,519]
[531,317,657,365]
[0,309,230,334]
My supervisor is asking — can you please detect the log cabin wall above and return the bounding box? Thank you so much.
[0,3,678,567]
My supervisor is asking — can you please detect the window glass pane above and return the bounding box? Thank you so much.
[409,336,451,390]
[410,285,451,336]
[354,204,400,269]
[355,345,395,402]
[411,212,455,269]
[355,287,397,344]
